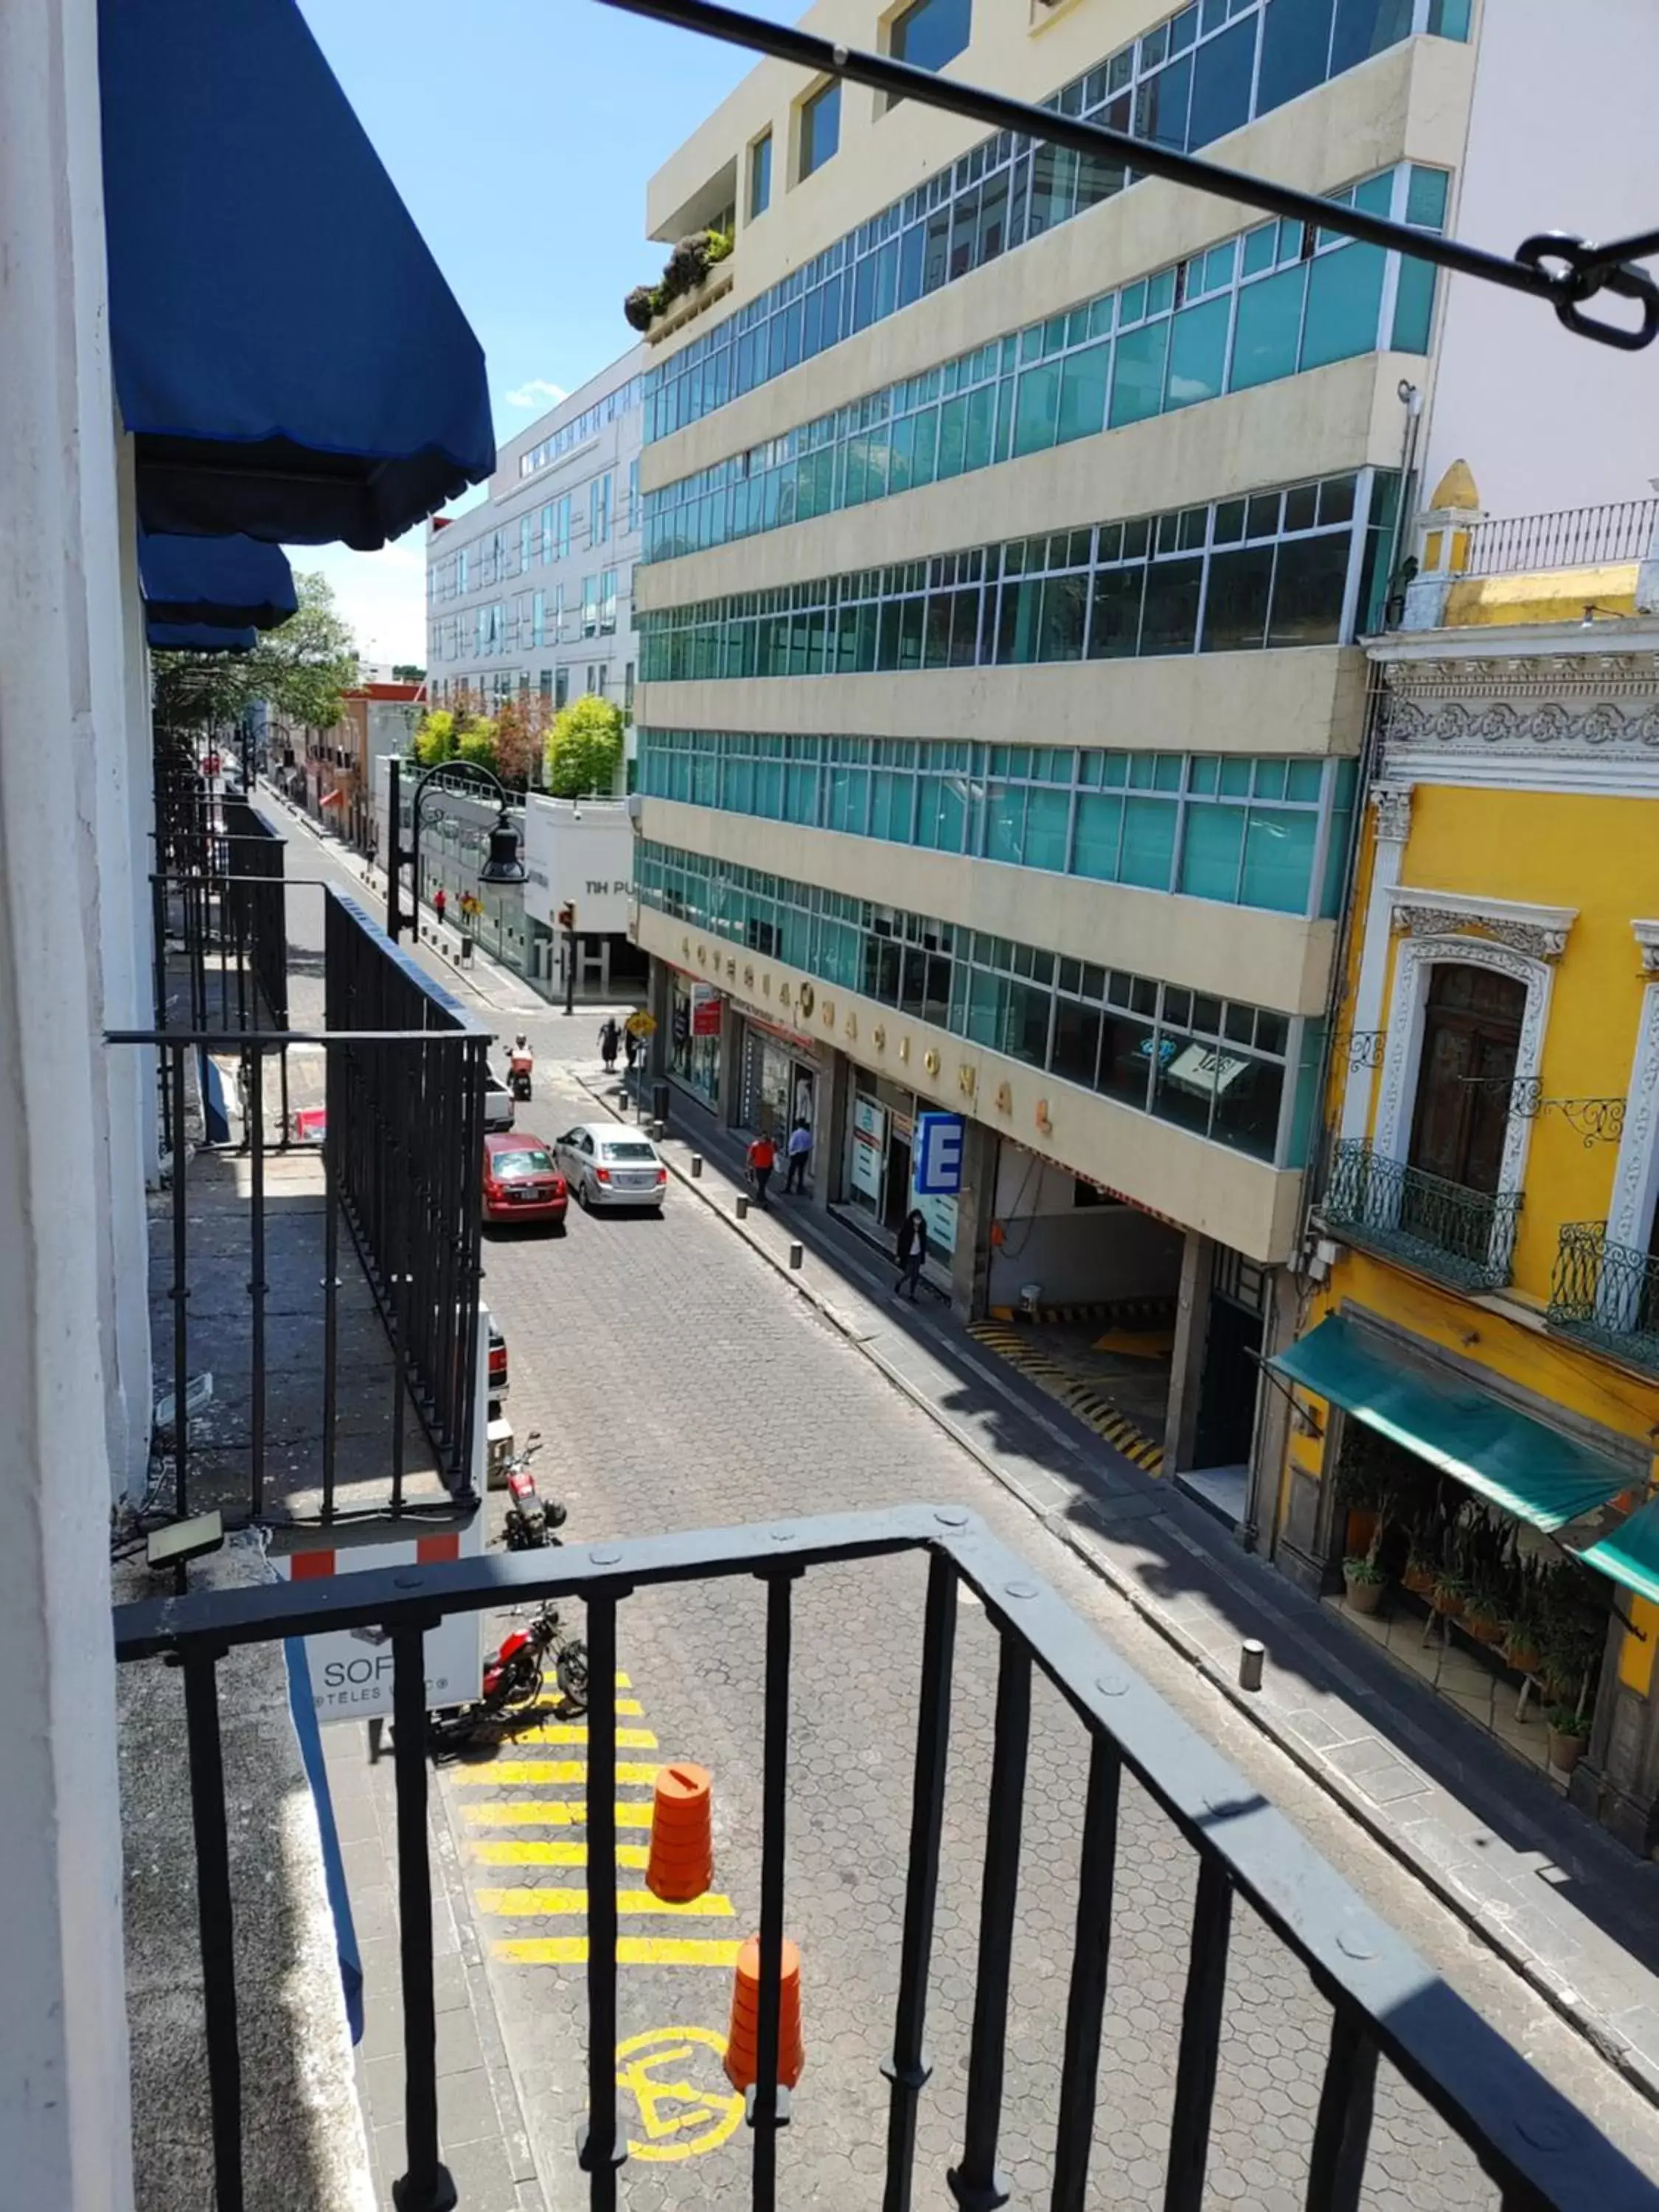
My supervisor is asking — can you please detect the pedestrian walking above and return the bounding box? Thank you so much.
[623,1025,640,1075]
[747,1130,776,1208]
[894,1208,928,1301]
[783,1116,812,1195]
[598,1016,622,1073]
[432,886,448,928]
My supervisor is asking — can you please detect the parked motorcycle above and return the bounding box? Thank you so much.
[502,1431,567,1551]
[427,1601,589,1752]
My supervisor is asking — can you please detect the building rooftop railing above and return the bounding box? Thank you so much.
[1462,497,1659,580]
[111,1503,1650,2212]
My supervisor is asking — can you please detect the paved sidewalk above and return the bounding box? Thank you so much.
[579,1068,1659,2107]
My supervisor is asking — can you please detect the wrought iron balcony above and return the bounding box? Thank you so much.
[111,1505,1646,2212]
[1549,1222,1659,1374]
[1324,1140,1523,1293]
[1463,495,1659,577]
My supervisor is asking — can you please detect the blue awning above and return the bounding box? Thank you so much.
[147,621,258,654]
[139,531,297,630]
[100,0,495,550]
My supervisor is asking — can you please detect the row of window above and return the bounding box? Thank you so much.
[430,571,627,661]
[518,375,643,479]
[430,464,641,604]
[641,167,1441,565]
[426,663,636,713]
[636,839,1322,1166]
[639,731,1357,920]
[639,469,1397,682]
[643,0,1470,444]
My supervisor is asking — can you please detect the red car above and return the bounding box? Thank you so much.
[481,1132,568,1231]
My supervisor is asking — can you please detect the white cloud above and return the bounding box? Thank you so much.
[506,378,568,411]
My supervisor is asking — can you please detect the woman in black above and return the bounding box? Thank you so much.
[894,1209,927,1301]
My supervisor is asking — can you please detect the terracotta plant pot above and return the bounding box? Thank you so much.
[1430,1585,1467,1618]
[1503,1639,1541,1677]
[1548,1725,1587,1775]
[1343,1567,1387,1617]
[1403,1562,1435,1597]
[1464,1610,1506,1646]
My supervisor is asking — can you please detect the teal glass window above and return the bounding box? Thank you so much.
[1025,786,1071,872]
[1056,342,1110,445]
[1230,265,1304,389]
[1241,807,1316,911]
[1012,361,1061,456]
[1120,796,1178,888]
[1391,257,1436,352]
[1108,319,1170,428]
[1073,792,1123,880]
[1165,295,1231,410]
[1300,241,1388,369]
[1179,804,1245,901]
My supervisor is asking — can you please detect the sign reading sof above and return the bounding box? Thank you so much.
[281,1527,483,1722]
[914,1111,966,1196]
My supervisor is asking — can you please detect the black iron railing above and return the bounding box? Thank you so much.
[1549,1222,1659,1374]
[220,795,291,1029]
[1463,497,1659,578]
[1324,1140,1523,1293]
[325,894,488,1498]
[112,1505,1648,2212]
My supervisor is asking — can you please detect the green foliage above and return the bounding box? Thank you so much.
[545,694,625,799]
[623,226,734,331]
[151,571,357,735]
[1342,1555,1385,1585]
[456,720,499,773]
[391,663,425,682]
[414,709,457,766]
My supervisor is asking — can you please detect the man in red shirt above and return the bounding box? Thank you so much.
[746,1130,776,1208]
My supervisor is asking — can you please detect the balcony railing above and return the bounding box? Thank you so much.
[1462,496,1659,579]
[1324,1140,1523,1292]
[1549,1221,1659,1374]
[111,1504,1649,2212]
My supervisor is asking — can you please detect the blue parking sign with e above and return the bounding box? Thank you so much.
[914,1112,965,1196]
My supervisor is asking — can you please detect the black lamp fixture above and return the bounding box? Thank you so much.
[481,808,526,885]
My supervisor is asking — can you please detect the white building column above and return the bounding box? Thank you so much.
[0,1,136,2202]
[1338,785,1413,1144]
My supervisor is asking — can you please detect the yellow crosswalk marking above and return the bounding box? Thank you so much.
[471,1840,651,1869]
[494,1936,742,1967]
[459,1799,655,1829]
[453,1761,663,1786]
[477,1886,735,1919]
[513,1723,660,1748]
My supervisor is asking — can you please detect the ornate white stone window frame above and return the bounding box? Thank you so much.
[1373,890,1573,1264]
[1604,921,1659,1252]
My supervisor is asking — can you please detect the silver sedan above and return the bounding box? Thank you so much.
[551,1123,669,1212]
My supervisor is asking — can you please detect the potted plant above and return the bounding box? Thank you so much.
[1430,1570,1470,1618]
[1333,1433,1394,1616]
[1341,1550,1388,1615]
[1545,1702,1590,1775]
[1461,1514,1516,1644]
[1501,1554,1548,1674]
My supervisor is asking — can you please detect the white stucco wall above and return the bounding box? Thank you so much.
[1421,0,1659,515]
[0,1,136,2203]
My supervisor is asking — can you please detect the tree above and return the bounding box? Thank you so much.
[545,694,625,799]
[414,709,458,766]
[392,663,426,683]
[151,571,358,737]
[493,694,545,790]
[456,720,499,773]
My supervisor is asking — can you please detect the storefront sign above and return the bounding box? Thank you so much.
[690,986,723,1037]
[914,1112,966,1196]
[849,1094,886,1202]
[281,1528,482,1722]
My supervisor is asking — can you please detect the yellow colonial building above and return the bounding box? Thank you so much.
[1270,469,1659,1854]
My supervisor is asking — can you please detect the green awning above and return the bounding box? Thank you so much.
[1579,1498,1659,1608]
[1271,1315,1635,1534]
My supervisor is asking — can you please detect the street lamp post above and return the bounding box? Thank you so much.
[386,757,526,945]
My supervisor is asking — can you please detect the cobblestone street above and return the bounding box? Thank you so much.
[452,1050,1659,2211]
[279,813,1659,2210]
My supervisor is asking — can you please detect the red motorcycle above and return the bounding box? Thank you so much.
[428,1601,588,1753]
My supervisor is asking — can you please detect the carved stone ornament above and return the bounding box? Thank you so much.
[1389,886,1575,963]
[1632,921,1659,976]
[1369,785,1413,844]
[1381,655,1659,767]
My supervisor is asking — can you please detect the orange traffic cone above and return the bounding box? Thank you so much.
[644,1763,714,1902]
[724,1935,804,2091]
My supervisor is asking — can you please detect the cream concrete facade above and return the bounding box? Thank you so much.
[637,354,1424,610]
[640,640,1365,754]
[642,794,1336,1012]
[638,905,1305,1262]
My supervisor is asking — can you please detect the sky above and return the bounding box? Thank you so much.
[290,0,799,667]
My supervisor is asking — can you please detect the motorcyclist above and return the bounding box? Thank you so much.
[508,1032,535,1099]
